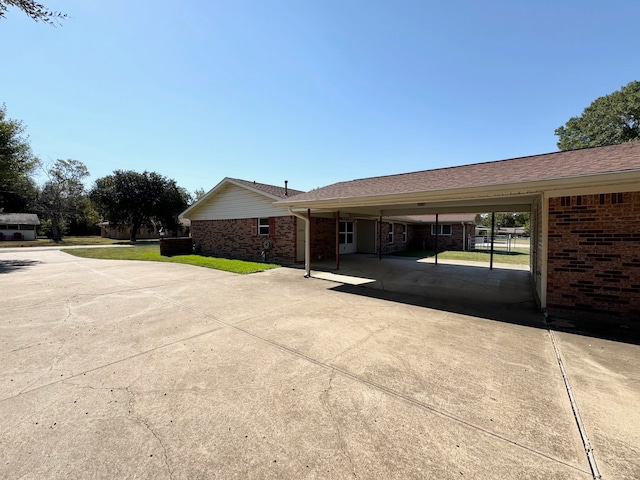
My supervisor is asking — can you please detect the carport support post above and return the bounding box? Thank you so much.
[435,214,439,265]
[305,209,311,277]
[490,212,495,270]
[335,211,340,270]
[378,214,382,260]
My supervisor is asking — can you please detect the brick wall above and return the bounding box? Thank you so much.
[311,217,336,261]
[409,223,469,251]
[378,222,410,254]
[547,191,640,318]
[192,216,297,264]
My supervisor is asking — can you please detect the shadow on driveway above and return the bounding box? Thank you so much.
[310,254,640,346]
[0,259,42,274]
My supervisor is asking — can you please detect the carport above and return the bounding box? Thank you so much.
[275,143,640,318]
[277,175,542,310]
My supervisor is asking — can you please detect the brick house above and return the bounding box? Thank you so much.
[181,178,305,264]
[182,179,475,264]
[277,142,640,320]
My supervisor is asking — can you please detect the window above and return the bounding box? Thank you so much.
[431,224,452,235]
[258,218,269,236]
[339,221,354,244]
[388,223,394,243]
[402,224,407,243]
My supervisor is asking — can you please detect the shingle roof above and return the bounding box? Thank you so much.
[277,142,640,204]
[229,178,305,199]
[0,213,40,225]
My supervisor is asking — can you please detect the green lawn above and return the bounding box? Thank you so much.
[0,235,133,248]
[394,248,530,265]
[63,245,280,274]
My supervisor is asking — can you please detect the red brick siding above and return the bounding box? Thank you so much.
[376,223,408,254]
[311,217,336,261]
[192,216,297,264]
[547,192,640,318]
[408,223,470,251]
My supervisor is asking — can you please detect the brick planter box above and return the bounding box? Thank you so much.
[160,237,193,256]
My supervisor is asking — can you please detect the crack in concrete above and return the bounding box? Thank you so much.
[320,370,357,478]
[17,342,66,395]
[326,323,390,364]
[125,385,174,480]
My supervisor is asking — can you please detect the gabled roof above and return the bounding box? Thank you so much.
[181,177,305,218]
[276,142,640,206]
[0,213,40,225]
[227,178,305,199]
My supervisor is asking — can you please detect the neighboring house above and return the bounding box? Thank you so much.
[386,214,477,252]
[99,222,158,240]
[0,213,40,241]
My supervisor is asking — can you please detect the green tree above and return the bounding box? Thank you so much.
[193,188,206,202]
[0,104,39,211]
[479,212,530,234]
[0,0,66,25]
[555,81,640,151]
[91,170,190,242]
[36,159,90,241]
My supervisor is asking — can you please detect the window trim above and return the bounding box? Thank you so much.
[339,220,354,245]
[431,224,452,236]
[257,218,269,236]
[388,223,394,244]
[402,224,407,243]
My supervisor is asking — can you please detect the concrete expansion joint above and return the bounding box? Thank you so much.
[544,317,602,480]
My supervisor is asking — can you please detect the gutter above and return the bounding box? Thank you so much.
[288,208,311,278]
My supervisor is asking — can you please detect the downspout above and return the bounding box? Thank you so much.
[288,207,311,278]
[541,194,549,311]
[461,222,466,251]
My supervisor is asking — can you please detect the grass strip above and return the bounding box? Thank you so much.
[63,245,279,274]
[394,248,530,265]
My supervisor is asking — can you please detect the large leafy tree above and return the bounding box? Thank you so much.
[0,104,39,211]
[36,159,90,242]
[555,81,640,151]
[91,170,190,242]
[0,0,66,25]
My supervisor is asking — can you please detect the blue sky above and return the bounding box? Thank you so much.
[2,0,638,195]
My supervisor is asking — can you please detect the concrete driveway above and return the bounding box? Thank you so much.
[1,250,638,479]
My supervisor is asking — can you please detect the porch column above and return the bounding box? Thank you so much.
[378,214,382,260]
[435,214,439,265]
[490,212,495,270]
[305,209,311,278]
[335,211,340,270]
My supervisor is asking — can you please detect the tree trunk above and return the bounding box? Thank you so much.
[130,221,139,243]
[51,215,62,242]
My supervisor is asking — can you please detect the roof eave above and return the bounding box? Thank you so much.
[277,170,640,211]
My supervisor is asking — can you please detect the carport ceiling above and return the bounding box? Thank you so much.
[305,193,538,217]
